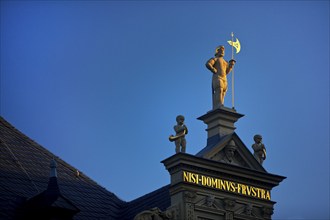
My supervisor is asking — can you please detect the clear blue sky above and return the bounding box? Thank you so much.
[1,1,329,219]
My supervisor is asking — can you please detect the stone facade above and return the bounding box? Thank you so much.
[135,107,286,220]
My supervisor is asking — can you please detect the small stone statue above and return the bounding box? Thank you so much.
[169,115,188,153]
[252,134,267,165]
[205,45,236,109]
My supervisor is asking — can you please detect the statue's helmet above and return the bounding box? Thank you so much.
[215,45,225,56]
[226,140,237,150]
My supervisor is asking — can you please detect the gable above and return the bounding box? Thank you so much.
[196,133,266,172]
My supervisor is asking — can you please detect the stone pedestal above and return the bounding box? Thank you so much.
[198,107,244,148]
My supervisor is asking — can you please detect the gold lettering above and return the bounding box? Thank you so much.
[261,189,265,199]
[183,171,198,184]
[216,179,221,189]
[245,185,251,196]
[251,187,257,197]
[191,173,198,184]
[225,181,230,191]
[201,176,206,186]
[182,171,271,200]
[237,183,241,194]
[230,182,236,192]
[242,184,247,195]
[196,174,199,184]
[206,177,212,187]
[256,188,261,198]
[211,178,218,188]
[183,171,189,182]
[220,179,225,190]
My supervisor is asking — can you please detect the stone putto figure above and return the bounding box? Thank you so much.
[205,45,236,109]
[252,134,267,165]
[169,115,188,153]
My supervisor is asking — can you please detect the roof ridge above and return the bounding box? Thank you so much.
[119,184,171,219]
[127,184,170,204]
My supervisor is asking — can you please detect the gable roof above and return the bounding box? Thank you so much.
[0,116,171,219]
[196,132,267,172]
[0,116,127,219]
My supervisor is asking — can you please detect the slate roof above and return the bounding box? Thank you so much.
[0,116,170,219]
[120,185,170,220]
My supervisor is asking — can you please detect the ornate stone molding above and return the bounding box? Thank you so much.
[184,191,197,203]
[262,206,274,219]
[224,198,236,211]
[134,207,170,220]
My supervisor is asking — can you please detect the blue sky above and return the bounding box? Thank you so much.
[1,1,329,219]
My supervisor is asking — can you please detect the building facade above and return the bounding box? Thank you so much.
[135,107,285,220]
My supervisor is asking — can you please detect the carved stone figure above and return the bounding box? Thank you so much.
[183,190,197,203]
[169,115,188,153]
[221,140,237,163]
[205,195,215,207]
[262,206,274,218]
[224,198,236,211]
[245,204,253,215]
[252,134,267,165]
[206,46,236,108]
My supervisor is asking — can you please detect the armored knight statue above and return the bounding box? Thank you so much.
[252,134,267,165]
[205,45,236,109]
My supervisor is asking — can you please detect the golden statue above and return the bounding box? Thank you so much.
[205,45,236,109]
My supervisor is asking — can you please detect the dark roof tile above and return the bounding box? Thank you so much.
[120,185,171,220]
